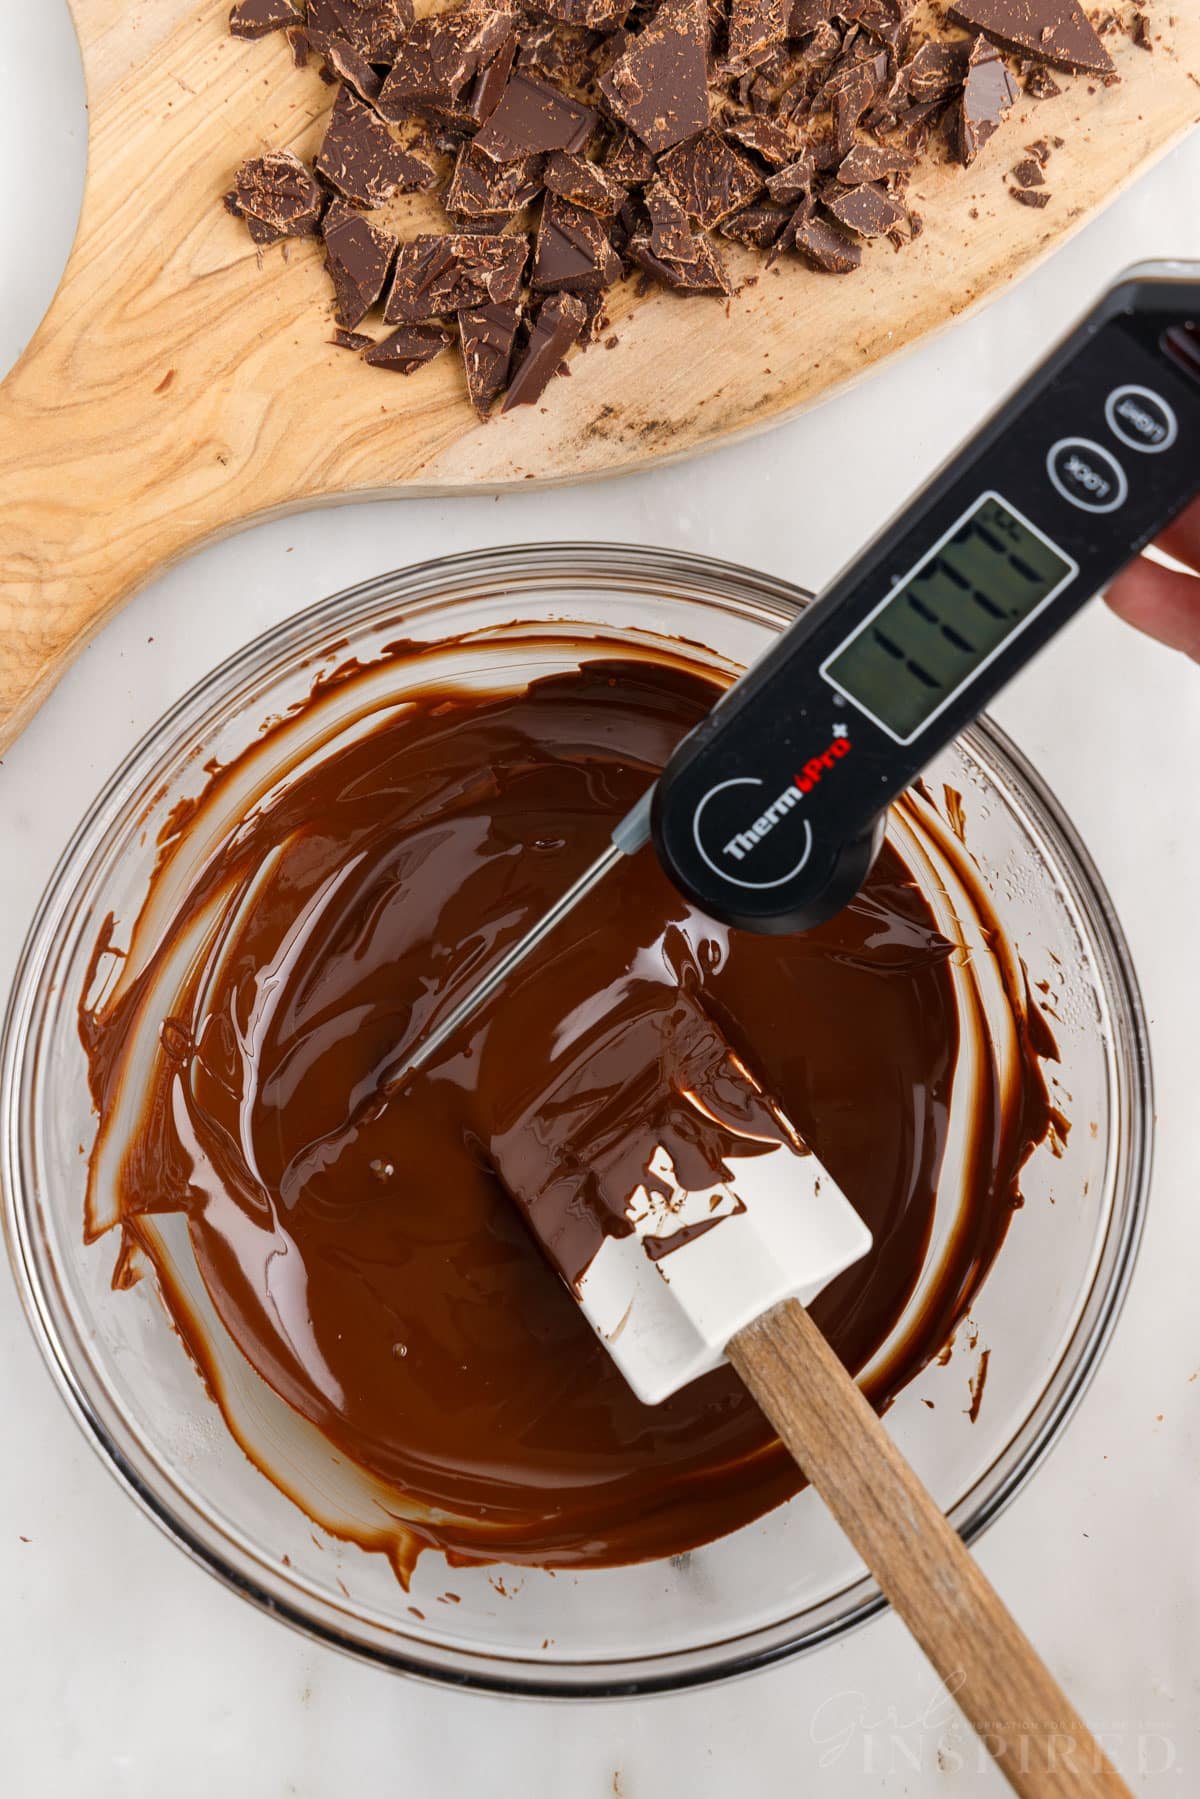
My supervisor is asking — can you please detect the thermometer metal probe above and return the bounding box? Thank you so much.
[401,262,1200,1084]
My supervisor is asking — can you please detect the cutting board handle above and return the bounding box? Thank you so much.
[729,1302,1131,1799]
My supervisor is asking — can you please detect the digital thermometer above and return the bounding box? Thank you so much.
[400,264,1200,1078]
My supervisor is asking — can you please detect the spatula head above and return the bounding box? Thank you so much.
[490,972,871,1405]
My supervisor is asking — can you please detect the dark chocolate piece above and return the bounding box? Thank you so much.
[599,0,710,155]
[787,0,836,28]
[836,140,916,182]
[1010,155,1045,187]
[503,291,588,408]
[723,114,798,166]
[1023,62,1063,97]
[628,232,732,292]
[385,233,529,321]
[316,88,437,206]
[527,0,632,27]
[786,211,862,271]
[1010,185,1050,207]
[364,321,454,373]
[603,129,657,186]
[322,37,384,105]
[657,129,762,227]
[331,326,375,350]
[904,39,971,103]
[728,0,789,70]
[957,33,1019,166]
[225,151,324,245]
[824,180,907,237]
[229,0,301,39]
[543,151,627,216]
[472,30,521,122]
[378,12,515,122]
[765,151,814,203]
[323,207,398,327]
[825,58,880,155]
[517,19,597,89]
[719,199,789,246]
[445,143,545,219]
[473,73,599,161]
[306,0,414,63]
[644,180,697,259]
[533,192,622,290]
[458,300,522,415]
[948,0,1115,76]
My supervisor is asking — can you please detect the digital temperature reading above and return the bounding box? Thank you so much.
[821,493,1077,743]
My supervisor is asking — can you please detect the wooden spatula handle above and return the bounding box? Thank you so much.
[728,1301,1130,1799]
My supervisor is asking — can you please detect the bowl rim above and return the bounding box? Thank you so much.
[0,541,1153,1697]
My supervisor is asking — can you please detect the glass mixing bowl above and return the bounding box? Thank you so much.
[0,545,1150,1695]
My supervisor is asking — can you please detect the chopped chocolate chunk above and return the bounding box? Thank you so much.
[324,207,398,326]
[1010,185,1050,206]
[723,114,798,166]
[226,151,324,245]
[229,0,301,40]
[765,151,814,203]
[957,34,1019,166]
[644,180,697,259]
[836,140,916,182]
[378,12,515,123]
[904,39,970,103]
[528,0,633,27]
[543,151,627,216]
[1023,62,1063,97]
[458,299,522,414]
[518,20,596,88]
[599,0,710,155]
[629,233,732,292]
[446,142,545,218]
[316,88,437,206]
[472,31,521,123]
[786,211,862,271]
[826,59,879,155]
[1010,155,1045,187]
[331,326,375,350]
[306,1,414,63]
[503,291,588,408]
[1132,10,1152,51]
[719,199,789,246]
[1024,136,1053,162]
[604,129,657,185]
[947,1,1114,76]
[364,321,454,373]
[787,0,836,28]
[322,38,384,105]
[385,233,529,321]
[657,129,762,227]
[824,180,907,236]
[728,0,789,71]
[473,72,599,161]
[533,192,623,289]
[892,97,947,150]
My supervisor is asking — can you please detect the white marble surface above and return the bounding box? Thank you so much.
[1,8,1198,1795]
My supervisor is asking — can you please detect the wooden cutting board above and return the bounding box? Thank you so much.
[0,1,1195,746]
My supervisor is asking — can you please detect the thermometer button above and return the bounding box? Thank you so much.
[1046,437,1128,514]
[1104,385,1178,454]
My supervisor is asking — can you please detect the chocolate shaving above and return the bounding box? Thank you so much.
[364,321,454,372]
[316,88,437,206]
[503,291,589,407]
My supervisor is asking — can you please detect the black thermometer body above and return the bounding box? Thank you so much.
[650,265,1200,934]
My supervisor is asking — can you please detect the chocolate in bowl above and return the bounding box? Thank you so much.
[1,546,1149,1691]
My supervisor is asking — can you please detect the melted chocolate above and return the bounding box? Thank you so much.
[81,649,1052,1574]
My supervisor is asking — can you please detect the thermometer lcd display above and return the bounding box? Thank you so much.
[821,492,1077,744]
